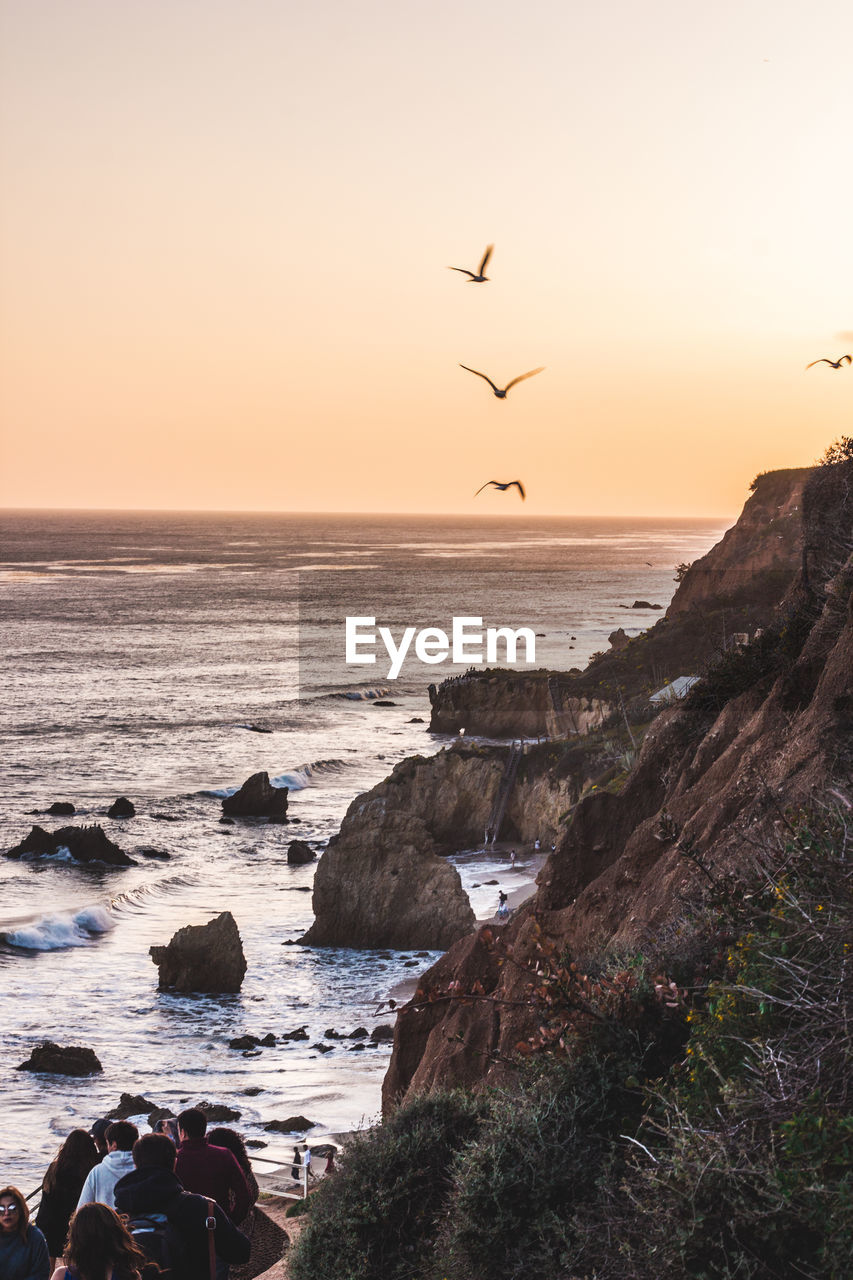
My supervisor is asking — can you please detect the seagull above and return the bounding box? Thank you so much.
[448,244,493,282]
[474,480,526,500]
[806,355,852,370]
[459,364,545,398]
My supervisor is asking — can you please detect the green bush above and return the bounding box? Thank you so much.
[288,1090,488,1280]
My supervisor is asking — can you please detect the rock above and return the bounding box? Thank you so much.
[348,1027,368,1039]
[16,1042,102,1076]
[349,1043,365,1051]
[47,801,75,816]
[229,1035,259,1050]
[608,627,630,651]
[264,1116,315,1133]
[107,797,135,818]
[409,717,425,723]
[219,817,235,825]
[245,1139,267,1149]
[280,1027,309,1041]
[5,824,135,866]
[259,1032,277,1046]
[138,848,171,860]
[371,1024,395,1042]
[198,1101,241,1122]
[324,1029,342,1039]
[222,772,288,819]
[373,700,397,707]
[312,1043,333,1053]
[631,600,663,610]
[107,1092,156,1119]
[148,1107,176,1128]
[241,1087,264,1096]
[152,813,180,822]
[150,912,247,993]
[287,840,316,865]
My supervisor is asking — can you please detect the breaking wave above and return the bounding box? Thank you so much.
[1,905,114,952]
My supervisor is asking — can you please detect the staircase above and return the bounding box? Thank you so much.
[485,741,523,843]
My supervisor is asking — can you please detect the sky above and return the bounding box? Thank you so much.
[1,0,852,517]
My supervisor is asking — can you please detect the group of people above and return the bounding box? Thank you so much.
[2,1107,260,1280]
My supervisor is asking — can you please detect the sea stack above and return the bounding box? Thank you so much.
[150,911,247,992]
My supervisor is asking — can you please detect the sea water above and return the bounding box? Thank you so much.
[0,509,725,1187]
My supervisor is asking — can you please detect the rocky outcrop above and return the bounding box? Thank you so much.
[47,801,75,816]
[150,911,247,992]
[107,1093,156,1119]
[107,797,136,818]
[287,840,316,865]
[4,824,135,866]
[383,458,853,1109]
[428,467,811,738]
[17,1042,103,1076]
[222,772,289,818]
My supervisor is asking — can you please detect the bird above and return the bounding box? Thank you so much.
[806,355,852,370]
[448,244,493,282]
[459,364,545,398]
[474,480,526,500]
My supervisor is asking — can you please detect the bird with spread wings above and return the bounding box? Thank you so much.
[448,244,493,282]
[474,480,526,500]
[459,364,545,398]
[806,355,852,370]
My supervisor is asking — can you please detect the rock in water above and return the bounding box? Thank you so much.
[4,824,135,866]
[287,840,316,865]
[47,801,75,816]
[107,797,136,818]
[107,1092,156,1119]
[17,1042,103,1076]
[150,912,247,992]
[221,772,289,818]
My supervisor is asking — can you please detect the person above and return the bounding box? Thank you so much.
[88,1119,111,1160]
[510,849,517,866]
[153,1118,178,1145]
[534,837,541,851]
[35,1130,99,1270]
[49,1202,147,1280]
[324,1151,335,1176]
[76,1121,138,1210]
[301,1146,314,1182]
[289,1146,301,1182]
[497,890,509,919]
[174,1109,252,1226]
[205,1129,259,1218]
[0,1185,50,1280]
[114,1133,250,1280]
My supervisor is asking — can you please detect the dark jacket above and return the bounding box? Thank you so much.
[35,1170,88,1257]
[0,1224,50,1280]
[175,1139,252,1224]
[114,1167,250,1280]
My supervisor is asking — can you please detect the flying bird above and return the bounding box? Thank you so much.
[806,355,852,370]
[474,480,526,500]
[448,244,493,282]
[459,364,545,398]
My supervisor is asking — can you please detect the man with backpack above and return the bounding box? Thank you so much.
[114,1133,251,1280]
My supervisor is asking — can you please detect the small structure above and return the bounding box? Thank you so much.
[650,675,699,705]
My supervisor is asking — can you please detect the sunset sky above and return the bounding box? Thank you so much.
[1,1,852,516]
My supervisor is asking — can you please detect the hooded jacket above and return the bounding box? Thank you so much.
[76,1148,137,1209]
[113,1166,250,1280]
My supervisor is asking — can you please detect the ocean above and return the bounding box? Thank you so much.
[0,509,727,1189]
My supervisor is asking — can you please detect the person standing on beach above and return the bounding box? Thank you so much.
[497,890,509,919]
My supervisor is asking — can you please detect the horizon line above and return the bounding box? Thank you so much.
[0,504,735,521]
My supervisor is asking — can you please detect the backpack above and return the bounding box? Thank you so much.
[126,1211,188,1279]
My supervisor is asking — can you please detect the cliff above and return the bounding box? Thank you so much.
[383,457,853,1106]
[301,738,628,949]
[428,467,811,737]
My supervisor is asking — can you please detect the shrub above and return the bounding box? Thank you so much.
[288,1091,488,1280]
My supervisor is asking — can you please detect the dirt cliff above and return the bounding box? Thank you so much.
[428,467,811,737]
[383,458,852,1107]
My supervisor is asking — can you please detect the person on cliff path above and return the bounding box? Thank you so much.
[174,1110,252,1226]
[0,1185,50,1280]
[290,1147,301,1182]
[50,1201,147,1280]
[76,1121,138,1211]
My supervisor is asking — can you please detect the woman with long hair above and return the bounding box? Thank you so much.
[36,1130,99,1270]
[205,1128,259,1210]
[49,1202,147,1280]
[0,1184,50,1279]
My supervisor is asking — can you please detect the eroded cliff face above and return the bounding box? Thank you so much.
[300,741,617,948]
[383,460,852,1107]
[428,467,811,738]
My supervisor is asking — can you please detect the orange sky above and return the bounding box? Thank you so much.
[1,1,852,517]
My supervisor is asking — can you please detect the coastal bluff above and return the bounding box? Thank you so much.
[428,466,811,738]
[383,457,853,1106]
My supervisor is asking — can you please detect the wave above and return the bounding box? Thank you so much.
[110,875,199,914]
[201,758,350,799]
[1,905,114,952]
[332,687,393,702]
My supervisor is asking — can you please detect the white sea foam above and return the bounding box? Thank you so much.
[3,905,114,951]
